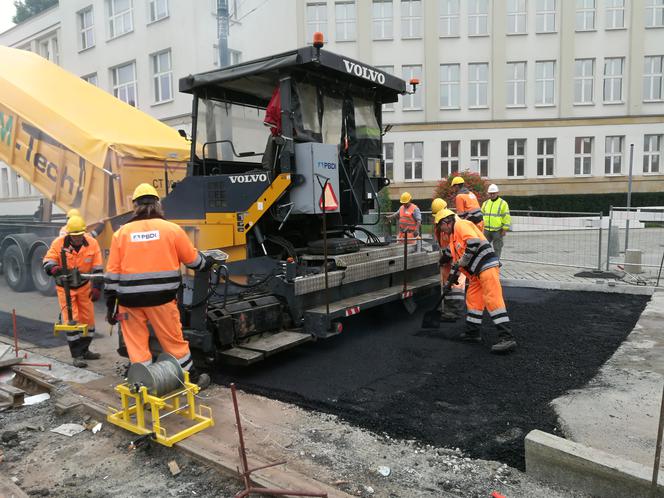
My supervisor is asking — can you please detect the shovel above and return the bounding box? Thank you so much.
[421,267,460,329]
[401,230,417,315]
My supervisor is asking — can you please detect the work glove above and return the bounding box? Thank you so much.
[438,249,452,267]
[48,265,63,276]
[90,287,101,302]
[106,297,118,325]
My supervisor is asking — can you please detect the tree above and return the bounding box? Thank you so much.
[12,0,58,24]
[433,170,489,207]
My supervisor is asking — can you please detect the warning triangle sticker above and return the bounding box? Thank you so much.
[319,183,339,211]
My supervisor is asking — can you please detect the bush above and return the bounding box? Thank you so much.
[432,170,489,207]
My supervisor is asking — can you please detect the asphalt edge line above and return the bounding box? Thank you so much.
[501,278,656,296]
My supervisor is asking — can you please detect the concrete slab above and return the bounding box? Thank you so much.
[525,429,664,498]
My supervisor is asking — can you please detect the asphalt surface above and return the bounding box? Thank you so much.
[0,310,61,347]
[217,287,649,469]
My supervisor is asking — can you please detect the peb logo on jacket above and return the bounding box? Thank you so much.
[130,230,160,242]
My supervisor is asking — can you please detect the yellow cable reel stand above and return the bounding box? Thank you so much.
[107,353,214,447]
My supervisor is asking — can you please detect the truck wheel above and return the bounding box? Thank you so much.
[30,246,55,296]
[3,244,33,292]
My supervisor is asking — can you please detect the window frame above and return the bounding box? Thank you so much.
[605,0,625,29]
[372,0,393,40]
[376,65,395,111]
[603,57,624,103]
[643,134,662,174]
[470,139,489,178]
[439,0,459,37]
[643,55,664,102]
[402,64,423,110]
[404,142,423,181]
[401,0,423,39]
[440,140,460,177]
[148,0,168,23]
[604,135,624,175]
[383,142,394,179]
[575,0,595,31]
[107,0,134,40]
[335,0,356,42]
[646,0,664,28]
[535,60,556,106]
[507,138,526,178]
[506,61,527,107]
[506,0,527,35]
[574,58,595,104]
[306,2,327,42]
[468,62,489,108]
[82,73,98,86]
[536,138,556,177]
[535,0,556,33]
[440,63,460,109]
[574,137,593,176]
[111,60,138,107]
[151,49,173,105]
[468,0,489,36]
[78,6,95,51]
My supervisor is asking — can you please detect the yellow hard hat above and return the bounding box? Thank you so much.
[132,183,159,201]
[431,198,447,214]
[434,208,455,225]
[450,177,465,186]
[66,215,86,235]
[400,192,412,204]
[66,208,81,219]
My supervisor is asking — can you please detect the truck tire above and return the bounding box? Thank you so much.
[3,244,33,292]
[30,245,55,296]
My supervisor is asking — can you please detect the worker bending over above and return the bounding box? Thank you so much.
[388,192,421,244]
[481,184,511,259]
[104,184,212,388]
[450,177,484,230]
[43,215,103,367]
[432,198,465,321]
[435,209,516,353]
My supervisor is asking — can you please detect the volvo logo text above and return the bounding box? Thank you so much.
[342,60,386,85]
[229,173,268,184]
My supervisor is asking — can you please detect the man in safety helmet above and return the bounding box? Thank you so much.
[389,192,421,244]
[450,176,484,230]
[44,215,103,367]
[104,183,213,388]
[58,209,81,237]
[59,208,105,239]
[435,209,517,353]
[481,184,511,259]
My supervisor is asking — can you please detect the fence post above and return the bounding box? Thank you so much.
[625,144,634,254]
[606,207,613,271]
[597,213,603,271]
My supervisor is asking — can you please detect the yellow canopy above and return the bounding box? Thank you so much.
[0,46,190,168]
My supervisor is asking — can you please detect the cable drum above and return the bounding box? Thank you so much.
[127,353,185,396]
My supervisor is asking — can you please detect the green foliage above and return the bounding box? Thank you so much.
[377,186,393,214]
[503,192,664,216]
[432,170,489,206]
[12,0,58,24]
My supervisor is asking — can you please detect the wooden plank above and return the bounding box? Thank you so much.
[241,332,312,355]
[0,383,25,407]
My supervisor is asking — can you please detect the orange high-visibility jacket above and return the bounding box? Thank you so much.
[398,203,420,235]
[455,188,484,225]
[449,219,499,276]
[105,217,206,307]
[43,234,103,288]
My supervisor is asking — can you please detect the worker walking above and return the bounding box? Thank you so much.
[450,177,484,230]
[481,184,511,259]
[389,192,421,244]
[104,184,212,388]
[435,209,517,353]
[43,215,103,367]
[432,198,465,321]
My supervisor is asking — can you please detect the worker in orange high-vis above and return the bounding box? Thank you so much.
[58,209,81,237]
[450,177,484,230]
[59,208,105,238]
[388,192,421,244]
[43,215,103,367]
[432,198,465,321]
[436,209,516,353]
[104,183,213,388]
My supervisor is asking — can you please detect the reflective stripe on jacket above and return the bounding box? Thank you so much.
[398,204,419,234]
[455,188,484,225]
[43,234,103,288]
[105,218,205,307]
[449,219,499,276]
[481,197,511,232]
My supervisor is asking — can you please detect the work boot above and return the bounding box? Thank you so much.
[491,338,517,354]
[72,357,88,368]
[440,310,459,322]
[458,329,481,343]
[83,350,101,360]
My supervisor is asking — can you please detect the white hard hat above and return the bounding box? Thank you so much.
[487,184,499,194]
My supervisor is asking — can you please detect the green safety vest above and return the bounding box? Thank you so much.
[481,197,511,232]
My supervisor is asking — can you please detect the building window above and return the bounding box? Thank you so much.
[149,0,168,22]
[535,61,555,105]
[603,57,624,103]
[644,56,664,101]
[507,139,526,177]
[537,138,555,176]
[306,2,327,41]
[402,65,422,110]
[335,1,356,41]
[404,142,423,180]
[82,73,98,86]
[78,7,95,50]
[576,0,595,31]
[507,0,527,34]
[646,0,664,27]
[229,49,242,66]
[372,0,393,40]
[441,141,459,177]
[440,64,460,109]
[383,142,394,179]
[506,61,526,107]
[536,0,556,33]
[112,61,137,106]
[469,62,489,108]
[401,0,422,39]
[468,0,489,35]
[574,58,594,104]
[107,0,133,39]
[605,0,624,29]
[377,65,395,111]
[439,0,459,37]
[471,140,489,177]
[38,34,59,64]
[151,49,172,103]
[605,136,623,174]
[575,137,593,175]
[644,135,662,173]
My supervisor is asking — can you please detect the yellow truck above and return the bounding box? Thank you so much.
[0,46,189,294]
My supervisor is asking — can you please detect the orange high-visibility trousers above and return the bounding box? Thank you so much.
[464,266,509,329]
[56,283,95,330]
[119,300,191,366]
